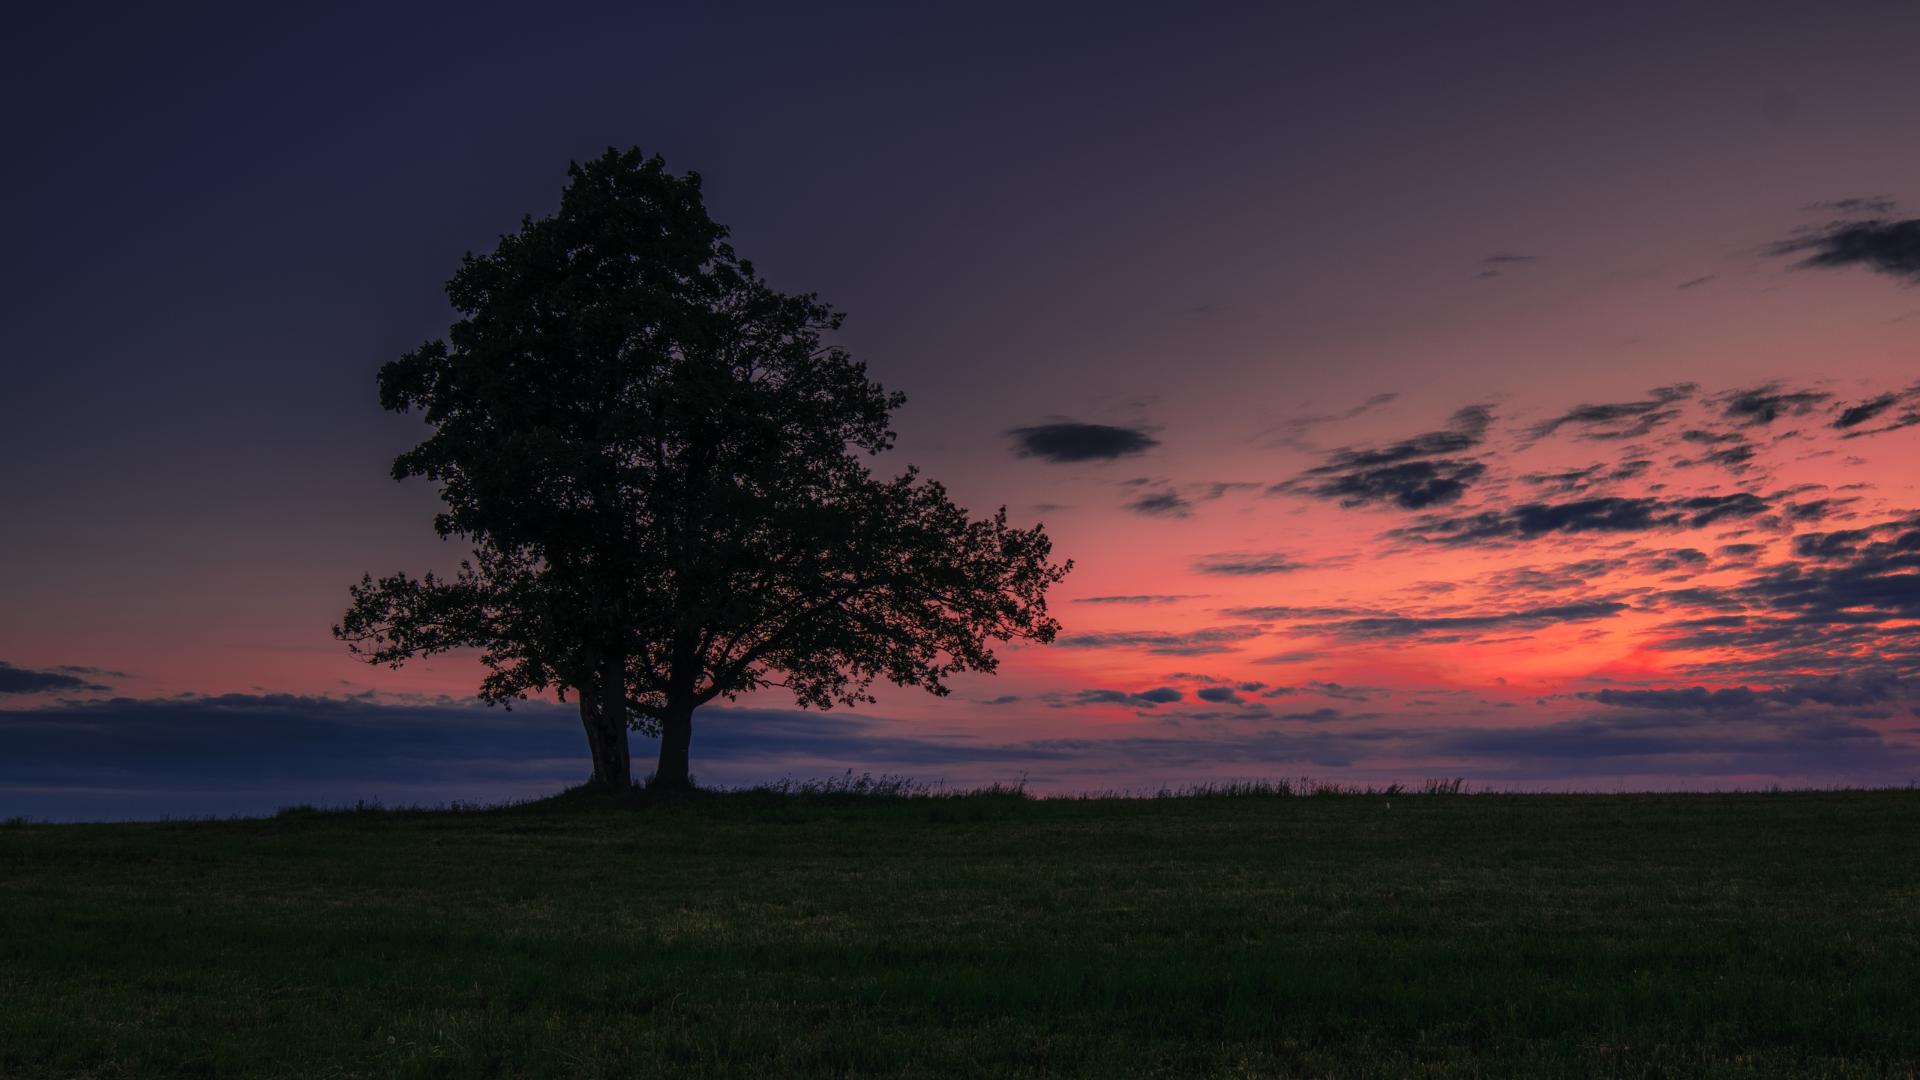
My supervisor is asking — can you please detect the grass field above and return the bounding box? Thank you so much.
[3,784,1919,1078]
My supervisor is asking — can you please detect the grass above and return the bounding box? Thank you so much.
[2,783,1919,1077]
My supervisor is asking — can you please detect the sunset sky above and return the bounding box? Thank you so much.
[6,3,1920,817]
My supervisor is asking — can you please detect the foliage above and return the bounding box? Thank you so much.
[336,149,1068,782]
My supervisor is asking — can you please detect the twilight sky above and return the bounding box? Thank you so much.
[6,2,1920,818]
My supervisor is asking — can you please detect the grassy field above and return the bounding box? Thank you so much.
[3,785,1919,1078]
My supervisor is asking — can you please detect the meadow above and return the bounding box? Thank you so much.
[2,782,1918,1078]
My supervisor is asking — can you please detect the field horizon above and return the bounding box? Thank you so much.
[18,771,1920,827]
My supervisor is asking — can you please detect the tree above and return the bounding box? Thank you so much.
[335,148,1070,790]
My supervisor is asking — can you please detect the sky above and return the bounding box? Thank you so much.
[5,2,1920,818]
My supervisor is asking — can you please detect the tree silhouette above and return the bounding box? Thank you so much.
[336,149,1069,790]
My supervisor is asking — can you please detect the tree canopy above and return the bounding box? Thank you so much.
[337,148,1070,789]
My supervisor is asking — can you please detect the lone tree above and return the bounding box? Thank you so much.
[336,149,1069,790]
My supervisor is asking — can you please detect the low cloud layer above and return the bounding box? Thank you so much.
[8,690,1918,822]
[0,661,111,695]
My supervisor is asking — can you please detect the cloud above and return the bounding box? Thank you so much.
[1391,494,1770,545]
[1834,393,1899,429]
[1483,252,1541,264]
[1677,275,1715,290]
[1717,384,1832,426]
[1261,392,1399,450]
[1527,384,1695,441]
[1054,626,1266,656]
[1310,405,1493,470]
[1284,405,1493,510]
[1288,682,1383,702]
[1125,489,1192,518]
[1072,594,1200,605]
[1304,459,1488,510]
[1650,519,1920,675]
[1192,552,1305,576]
[1008,421,1158,463]
[1831,387,1920,438]
[1195,686,1239,704]
[1069,687,1184,707]
[1275,707,1346,722]
[0,661,110,695]
[1736,523,1920,627]
[1425,713,1913,778]
[1770,217,1920,283]
[1304,599,1629,642]
[1221,605,1370,620]
[1582,674,1904,712]
[1800,197,1897,216]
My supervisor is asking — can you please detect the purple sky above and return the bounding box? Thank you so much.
[5,3,1920,818]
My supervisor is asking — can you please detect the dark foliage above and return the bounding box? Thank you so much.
[337,149,1069,788]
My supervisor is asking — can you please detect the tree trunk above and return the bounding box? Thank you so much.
[653,703,694,791]
[577,660,632,789]
[595,653,632,788]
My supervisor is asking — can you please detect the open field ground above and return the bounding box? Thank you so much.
[3,786,1919,1078]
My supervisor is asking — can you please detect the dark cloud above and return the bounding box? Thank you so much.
[1677,275,1715,290]
[1792,528,1877,560]
[1275,707,1346,722]
[1192,552,1305,576]
[1641,548,1709,575]
[1771,217,1920,283]
[0,661,110,695]
[1391,494,1771,545]
[1672,428,1756,473]
[1284,405,1493,509]
[1832,387,1920,438]
[1195,686,1240,704]
[1527,384,1696,441]
[1054,627,1266,656]
[1737,525,1920,627]
[1800,197,1898,216]
[1427,714,1913,778]
[1249,650,1320,665]
[1221,604,1370,620]
[1653,520,1920,677]
[1125,489,1192,518]
[1311,405,1493,471]
[1072,594,1200,605]
[1007,421,1158,463]
[1483,558,1630,593]
[1200,481,1264,499]
[1306,600,1628,641]
[1835,393,1899,429]
[1582,674,1904,712]
[1261,392,1399,450]
[1305,459,1487,510]
[1718,384,1833,426]
[1258,681,1382,702]
[1069,687,1185,708]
